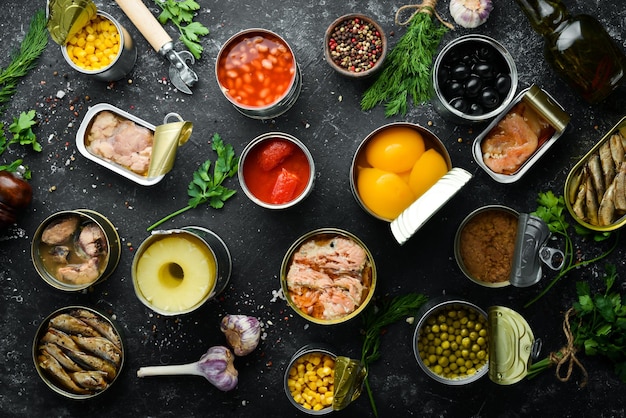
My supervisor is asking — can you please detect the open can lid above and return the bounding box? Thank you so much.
[509,213,564,287]
[391,167,473,245]
[487,306,535,385]
[46,0,97,45]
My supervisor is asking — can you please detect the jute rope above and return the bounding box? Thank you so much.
[395,0,454,29]
[549,307,589,387]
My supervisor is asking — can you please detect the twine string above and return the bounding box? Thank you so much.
[395,0,454,29]
[548,307,589,387]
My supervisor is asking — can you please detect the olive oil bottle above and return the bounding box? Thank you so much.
[514,0,626,103]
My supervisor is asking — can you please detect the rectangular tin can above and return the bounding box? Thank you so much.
[76,103,163,186]
[564,116,626,231]
[472,85,570,183]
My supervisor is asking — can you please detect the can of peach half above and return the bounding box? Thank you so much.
[131,227,232,316]
[215,28,302,119]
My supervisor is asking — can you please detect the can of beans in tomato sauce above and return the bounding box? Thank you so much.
[216,28,302,119]
[47,0,137,81]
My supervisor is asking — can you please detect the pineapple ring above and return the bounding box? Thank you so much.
[135,235,216,313]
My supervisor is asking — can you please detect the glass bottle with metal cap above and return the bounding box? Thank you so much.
[513,0,626,103]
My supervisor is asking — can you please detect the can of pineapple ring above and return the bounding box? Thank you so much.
[131,227,232,316]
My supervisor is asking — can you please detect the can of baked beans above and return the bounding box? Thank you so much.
[215,28,302,120]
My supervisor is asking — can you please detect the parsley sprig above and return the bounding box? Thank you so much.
[527,264,626,383]
[146,133,238,231]
[525,191,619,308]
[153,0,209,60]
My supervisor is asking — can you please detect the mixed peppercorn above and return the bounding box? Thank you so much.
[327,17,383,73]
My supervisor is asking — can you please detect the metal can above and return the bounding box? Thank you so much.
[31,209,121,291]
[564,116,626,231]
[454,205,563,288]
[131,227,232,316]
[60,11,137,82]
[284,344,367,414]
[413,298,538,386]
[215,28,302,119]
[238,132,315,209]
[472,85,570,183]
[33,305,125,399]
[431,34,518,125]
[280,228,376,325]
[75,103,192,186]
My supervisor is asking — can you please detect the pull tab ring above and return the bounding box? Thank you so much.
[539,247,565,271]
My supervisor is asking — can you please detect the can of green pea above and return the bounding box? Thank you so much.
[413,297,539,385]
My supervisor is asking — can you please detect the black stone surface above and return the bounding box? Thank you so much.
[2,1,626,417]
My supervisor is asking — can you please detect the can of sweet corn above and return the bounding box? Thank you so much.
[57,10,137,81]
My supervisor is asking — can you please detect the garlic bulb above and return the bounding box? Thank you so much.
[137,345,239,392]
[220,314,261,356]
[450,0,493,29]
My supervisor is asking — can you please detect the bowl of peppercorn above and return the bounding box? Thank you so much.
[431,34,518,125]
[324,14,387,78]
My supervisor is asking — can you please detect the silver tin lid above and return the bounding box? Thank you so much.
[391,167,473,245]
[510,213,564,287]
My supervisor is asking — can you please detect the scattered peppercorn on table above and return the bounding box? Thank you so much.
[2,1,626,417]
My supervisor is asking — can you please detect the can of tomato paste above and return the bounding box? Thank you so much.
[47,0,137,82]
[215,28,302,119]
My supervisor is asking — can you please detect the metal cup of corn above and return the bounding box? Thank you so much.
[47,0,137,81]
[284,344,367,414]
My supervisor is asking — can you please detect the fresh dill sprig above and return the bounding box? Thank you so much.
[361,12,448,117]
[0,9,48,113]
[360,293,428,416]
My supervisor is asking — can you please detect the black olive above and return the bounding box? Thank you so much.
[450,63,470,81]
[468,102,484,115]
[438,66,450,84]
[473,63,495,80]
[495,74,512,95]
[450,97,469,113]
[445,81,465,98]
[476,46,495,62]
[479,87,500,109]
[464,76,483,98]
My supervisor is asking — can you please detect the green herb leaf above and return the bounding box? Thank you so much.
[360,293,428,416]
[146,133,238,231]
[524,191,619,307]
[7,110,41,152]
[153,0,209,60]
[361,13,448,117]
[0,10,48,113]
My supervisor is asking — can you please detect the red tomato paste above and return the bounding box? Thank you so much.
[243,138,310,205]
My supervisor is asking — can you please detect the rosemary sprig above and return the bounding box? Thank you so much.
[361,11,448,117]
[360,293,428,417]
[0,9,48,112]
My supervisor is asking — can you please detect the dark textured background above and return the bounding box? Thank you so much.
[1,1,626,417]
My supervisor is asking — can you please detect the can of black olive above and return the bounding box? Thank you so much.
[31,209,121,291]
